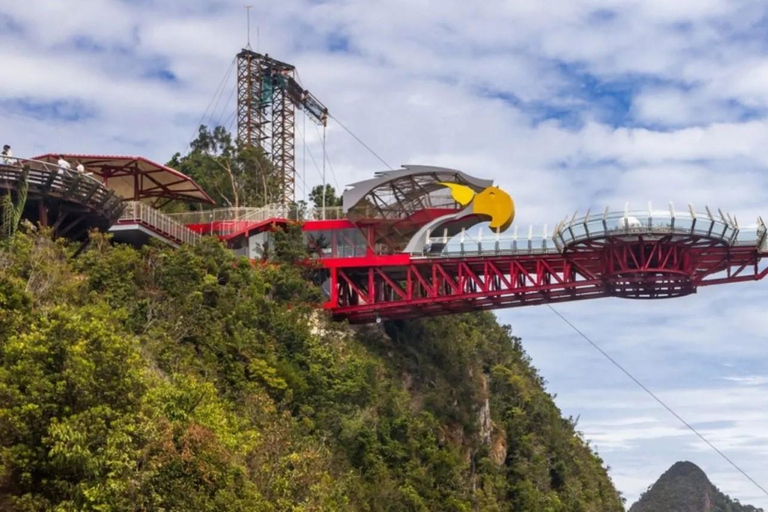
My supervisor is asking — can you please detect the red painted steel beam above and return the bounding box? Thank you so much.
[326,252,605,323]
[324,238,768,324]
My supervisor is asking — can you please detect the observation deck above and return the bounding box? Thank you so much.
[183,165,767,323]
[31,154,215,247]
[329,204,768,323]
[422,205,764,258]
[69,156,764,324]
[0,157,124,240]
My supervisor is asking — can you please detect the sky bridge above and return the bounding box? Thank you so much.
[323,198,768,323]
[169,165,768,323]
[2,156,767,324]
[9,44,765,325]
[420,205,767,258]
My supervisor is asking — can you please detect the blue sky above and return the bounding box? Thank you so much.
[4,0,768,507]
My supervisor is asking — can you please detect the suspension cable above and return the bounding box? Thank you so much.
[321,124,327,219]
[303,111,307,203]
[547,304,768,498]
[328,113,393,170]
[187,57,236,148]
[295,121,326,188]
[311,122,340,192]
[213,82,238,129]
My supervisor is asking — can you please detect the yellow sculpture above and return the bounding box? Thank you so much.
[440,182,476,206]
[440,183,515,232]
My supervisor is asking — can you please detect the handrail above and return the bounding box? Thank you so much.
[166,205,292,226]
[308,206,344,220]
[166,204,346,227]
[415,205,766,258]
[0,157,124,221]
[118,201,200,246]
[553,205,740,250]
[1,156,104,186]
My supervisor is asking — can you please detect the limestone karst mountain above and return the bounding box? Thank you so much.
[630,461,763,512]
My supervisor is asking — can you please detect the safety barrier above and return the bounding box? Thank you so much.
[166,204,345,229]
[116,201,200,246]
[0,157,123,221]
[421,204,768,258]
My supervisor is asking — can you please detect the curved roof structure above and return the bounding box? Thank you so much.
[33,154,215,204]
[343,165,492,220]
[339,165,508,253]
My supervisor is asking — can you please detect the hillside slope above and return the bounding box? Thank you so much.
[630,461,762,512]
[0,232,624,511]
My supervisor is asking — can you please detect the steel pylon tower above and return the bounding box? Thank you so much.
[236,49,327,205]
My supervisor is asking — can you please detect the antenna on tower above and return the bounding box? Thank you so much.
[244,5,253,50]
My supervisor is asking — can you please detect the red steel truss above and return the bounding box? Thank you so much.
[326,237,768,324]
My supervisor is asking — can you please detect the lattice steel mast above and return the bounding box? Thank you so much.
[236,49,328,204]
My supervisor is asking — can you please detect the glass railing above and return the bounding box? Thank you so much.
[421,225,558,257]
[552,205,750,249]
[166,205,345,227]
[416,205,767,257]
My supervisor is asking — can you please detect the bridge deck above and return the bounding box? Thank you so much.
[420,206,766,258]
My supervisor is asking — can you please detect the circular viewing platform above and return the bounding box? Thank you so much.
[0,158,124,240]
[552,204,767,299]
[552,204,753,252]
[422,204,766,301]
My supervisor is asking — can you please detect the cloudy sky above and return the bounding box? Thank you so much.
[4,0,768,506]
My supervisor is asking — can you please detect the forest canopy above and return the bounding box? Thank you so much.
[0,230,623,511]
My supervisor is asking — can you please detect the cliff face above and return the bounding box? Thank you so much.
[631,461,763,512]
[0,233,623,511]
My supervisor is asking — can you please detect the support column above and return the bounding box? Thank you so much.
[38,201,48,227]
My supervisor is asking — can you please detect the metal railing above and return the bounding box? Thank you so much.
[166,204,346,228]
[0,156,123,221]
[422,225,558,257]
[551,203,761,251]
[166,205,291,225]
[308,206,344,220]
[417,203,768,258]
[117,201,200,246]
[1,156,104,185]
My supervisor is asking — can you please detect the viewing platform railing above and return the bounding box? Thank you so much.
[166,205,345,233]
[309,206,344,220]
[166,205,292,226]
[551,204,749,251]
[116,201,200,246]
[0,156,124,221]
[420,204,768,258]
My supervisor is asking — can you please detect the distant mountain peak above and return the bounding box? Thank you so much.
[666,461,710,480]
[630,461,763,512]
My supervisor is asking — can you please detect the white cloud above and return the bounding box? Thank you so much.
[722,375,768,386]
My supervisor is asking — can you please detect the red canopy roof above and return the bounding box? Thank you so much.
[33,154,215,204]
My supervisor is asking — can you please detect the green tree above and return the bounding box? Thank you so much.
[0,232,625,511]
[168,125,281,209]
[1,169,28,239]
[309,184,343,209]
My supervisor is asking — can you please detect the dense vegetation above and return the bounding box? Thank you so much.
[631,461,762,512]
[0,230,623,511]
[167,125,282,208]
[165,125,343,215]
